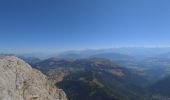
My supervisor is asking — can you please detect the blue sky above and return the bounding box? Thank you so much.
[0,0,170,53]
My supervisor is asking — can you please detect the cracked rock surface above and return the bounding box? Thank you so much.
[0,56,67,100]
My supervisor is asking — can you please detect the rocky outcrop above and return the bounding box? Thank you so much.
[0,56,67,100]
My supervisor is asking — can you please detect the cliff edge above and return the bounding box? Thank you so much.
[0,56,67,100]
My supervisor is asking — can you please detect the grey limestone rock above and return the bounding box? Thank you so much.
[0,56,67,100]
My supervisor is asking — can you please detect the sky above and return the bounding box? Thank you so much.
[0,0,170,53]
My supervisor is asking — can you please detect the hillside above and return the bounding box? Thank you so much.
[149,76,170,98]
[35,57,149,100]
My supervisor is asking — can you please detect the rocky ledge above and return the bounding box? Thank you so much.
[0,56,67,100]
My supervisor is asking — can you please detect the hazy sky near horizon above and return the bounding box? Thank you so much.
[0,0,170,53]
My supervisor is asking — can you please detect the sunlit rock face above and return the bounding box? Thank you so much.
[0,56,67,100]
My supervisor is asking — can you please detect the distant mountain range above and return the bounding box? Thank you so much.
[58,47,170,58]
[2,47,170,59]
